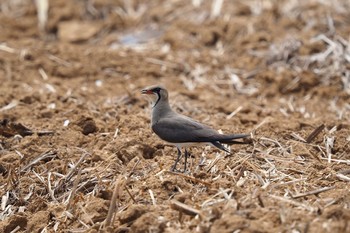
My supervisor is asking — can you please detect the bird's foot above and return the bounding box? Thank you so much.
[170,166,189,174]
[170,165,180,173]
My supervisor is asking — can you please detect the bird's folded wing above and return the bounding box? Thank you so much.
[152,116,224,143]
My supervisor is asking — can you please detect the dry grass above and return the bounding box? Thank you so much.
[0,0,349,232]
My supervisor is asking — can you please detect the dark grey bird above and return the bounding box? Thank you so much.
[141,85,250,172]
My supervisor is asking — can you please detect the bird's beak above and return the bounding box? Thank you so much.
[141,89,154,95]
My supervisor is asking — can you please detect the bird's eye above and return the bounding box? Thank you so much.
[152,87,161,93]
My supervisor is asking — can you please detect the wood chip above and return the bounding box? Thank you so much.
[170,200,201,216]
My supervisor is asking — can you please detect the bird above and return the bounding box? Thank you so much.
[141,85,250,172]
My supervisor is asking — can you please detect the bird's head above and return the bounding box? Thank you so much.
[141,85,168,107]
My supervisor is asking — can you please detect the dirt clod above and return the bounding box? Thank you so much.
[130,212,166,233]
[118,204,149,225]
[77,117,98,135]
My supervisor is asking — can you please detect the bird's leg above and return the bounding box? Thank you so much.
[171,148,182,172]
[183,149,189,173]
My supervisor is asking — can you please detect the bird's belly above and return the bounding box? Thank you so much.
[170,142,211,149]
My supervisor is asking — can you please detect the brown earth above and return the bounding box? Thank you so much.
[0,0,350,232]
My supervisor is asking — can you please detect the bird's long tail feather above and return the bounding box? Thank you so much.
[218,133,250,143]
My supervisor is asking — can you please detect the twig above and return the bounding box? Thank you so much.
[34,0,49,32]
[145,58,179,69]
[260,137,283,148]
[65,152,90,181]
[226,106,243,119]
[325,136,335,163]
[202,188,234,207]
[0,43,16,53]
[165,171,211,187]
[47,54,71,66]
[21,150,57,172]
[0,100,18,112]
[290,132,306,142]
[128,158,140,178]
[9,226,21,233]
[113,128,119,138]
[149,189,156,205]
[55,152,90,192]
[336,173,350,182]
[38,68,48,80]
[37,130,55,136]
[206,154,223,172]
[66,168,82,211]
[306,124,325,143]
[47,172,57,202]
[291,186,335,199]
[211,0,223,18]
[269,194,315,212]
[270,178,307,189]
[105,176,124,227]
[320,158,350,164]
[122,158,140,204]
[125,186,137,203]
[170,199,201,217]
[252,117,272,133]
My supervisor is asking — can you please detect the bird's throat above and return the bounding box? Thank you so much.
[153,92,161,108]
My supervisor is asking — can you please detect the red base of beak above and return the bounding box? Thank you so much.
[141,90,154,94]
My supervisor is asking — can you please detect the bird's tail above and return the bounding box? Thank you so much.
[218,133,251,144]
[211,134,251,153]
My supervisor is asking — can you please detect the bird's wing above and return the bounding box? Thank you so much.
[152,115,221,143]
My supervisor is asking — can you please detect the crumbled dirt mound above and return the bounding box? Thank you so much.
[1,0,350,232]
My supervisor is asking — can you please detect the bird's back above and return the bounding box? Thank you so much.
[152,112,234,143]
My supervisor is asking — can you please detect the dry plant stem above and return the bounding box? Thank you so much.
[236,166,246,181]
[123,158,140,204]
[149,189,156,205]
[320,158,350,165]
[206,154,223,172]
[105,176,124,227]
[65,152,90,181]
[20,150,57,172]
[37,130,55,136]
[269,194,315,212]
[9,226,20,233]
[226,106,243,119]
[306,124,325,143]
[308,148,322,162]
[170,199,201,217]
[145,57,180,69]
[165,171,211,187]
[55,152,90,192]
[125,186,137,203]
[66,168,82,211]
[252,117,271,133]
[291,132,306,142]
[257,194,265,207]
[34,0,48,32]
[242,158,260,173]
[297,142,322,162]
[128,158,141,177]
[292,186,335,199]
[270,178,307,189]
[336,173,350,182]
[47,172,57,202]
[260,137,283,148]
